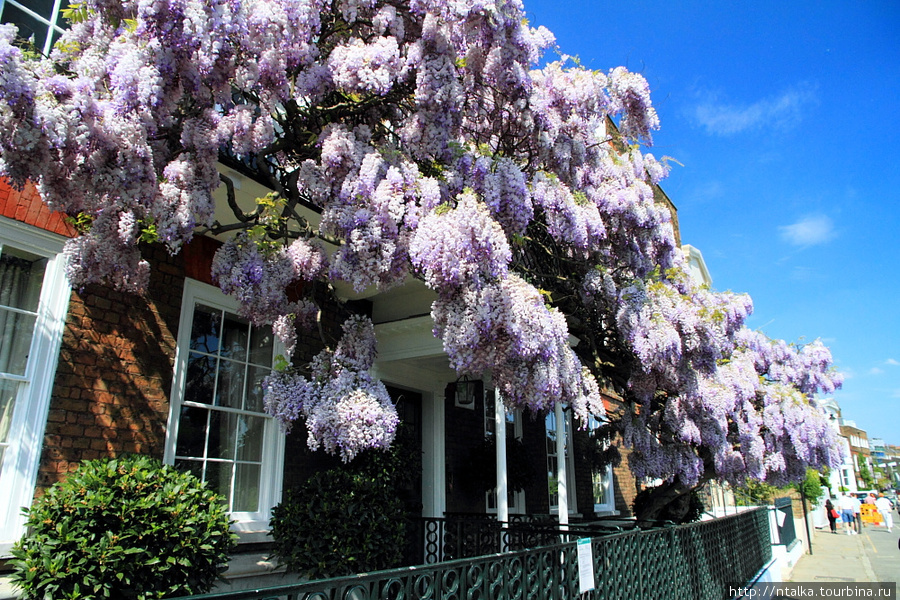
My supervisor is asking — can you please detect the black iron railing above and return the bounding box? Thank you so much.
[413,513,634,564]
[171,508,771,600]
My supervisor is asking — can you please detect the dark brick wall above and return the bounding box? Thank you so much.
[444,390,488,513]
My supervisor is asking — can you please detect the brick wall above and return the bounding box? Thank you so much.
[444,391,489,513]
[612,445,636,516]
[0,179,75,236]
[37,244,184,493]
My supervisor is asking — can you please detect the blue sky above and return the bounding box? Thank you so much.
[522,0,900,443]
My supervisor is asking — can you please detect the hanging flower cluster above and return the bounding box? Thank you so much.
[263,315,397,462]
[211,233,324,326]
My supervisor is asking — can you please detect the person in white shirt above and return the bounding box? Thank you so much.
[839,494,857,535]
[875,494,894,532]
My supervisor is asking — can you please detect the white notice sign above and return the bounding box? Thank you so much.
[576,538,595,594]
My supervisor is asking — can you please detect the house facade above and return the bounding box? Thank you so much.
[0,0,680,573]
[0,168,644,562]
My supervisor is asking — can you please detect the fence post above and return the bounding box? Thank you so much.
[800,488,812,555]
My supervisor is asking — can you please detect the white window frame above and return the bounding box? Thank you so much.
[545,409,577,514]
[585,415,617,515]
[164,278,285,534]
[0,217,70,554]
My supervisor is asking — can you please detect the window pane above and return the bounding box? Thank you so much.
[593,471,608,505]
[0,4,49,51]
[0,309,36,376]
[14,0,57,19]
[221,313,248,362]
[190,305,221,354]
[248,326,274,367]
[174,458,203,481]
[55,5,70,28]
[0,379,18,444]
[206,461,234,507]
[233,463,261,512]
[215,358,245,409]
[207,411,238,460]
[0,248,46,312]
[244,365,268,413]
[236,415,264,462]
[175,405,208,458]
[184,352,216,405]
[484,393,495,436]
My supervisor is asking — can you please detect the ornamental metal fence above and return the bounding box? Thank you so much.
[171,508,771,600]
[412,513,635,564]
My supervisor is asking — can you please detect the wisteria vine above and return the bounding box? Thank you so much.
[0,0,841,486]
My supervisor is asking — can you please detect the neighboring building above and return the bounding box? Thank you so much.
[840,421,872,490]
[870,438,900,490]
[885,445,900,489]
[820,398,855,494]
[682,244,712,287]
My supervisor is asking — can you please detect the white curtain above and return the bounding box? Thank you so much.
[0,252,40,448]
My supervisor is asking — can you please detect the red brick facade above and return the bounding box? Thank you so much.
[0,180,75,237]
[37,245,184,493]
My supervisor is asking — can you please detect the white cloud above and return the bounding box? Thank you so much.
[778,215,837,247]
[869,359,900,375]
[692,84,817,136]
[691,180,725,203]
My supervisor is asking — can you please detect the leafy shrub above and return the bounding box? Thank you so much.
[10,455,237,599]
[269,469,406,579]
[632,486,704,525]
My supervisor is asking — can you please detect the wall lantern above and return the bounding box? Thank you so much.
[446,379,483,410]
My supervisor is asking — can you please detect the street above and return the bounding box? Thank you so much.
[790,522,900,584]
[859,524,900,583]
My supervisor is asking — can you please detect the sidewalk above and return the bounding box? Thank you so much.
[788,526,878,583]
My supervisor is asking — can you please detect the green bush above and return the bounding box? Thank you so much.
[10,455,237,600]
[269,468,407,580]
[632,486,704,525]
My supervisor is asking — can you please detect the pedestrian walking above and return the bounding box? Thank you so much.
[853,494,863,533]
[839,493,857,535]
[825,497,838,533]
[875,494,893,532]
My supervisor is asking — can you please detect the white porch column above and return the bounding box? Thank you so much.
[421,387,446,519]
[555,402,569,528]
[495,392,509,550]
